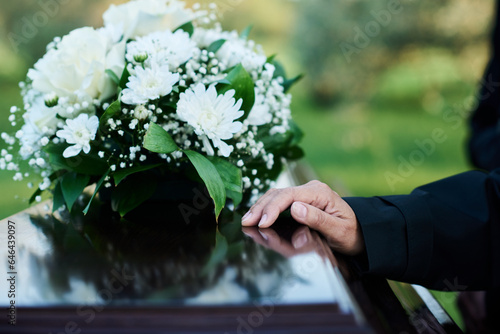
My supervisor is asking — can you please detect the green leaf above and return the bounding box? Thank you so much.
[52,181,65,213]
[83,169,111,215]
[61,172,91,212]
[29,170,66,205]
[240,25,253,39]
[119,66,131,90]
[29,188,43,205]
[285,146,305,160]
[201,230,228,276]
[143,122,180,154]
[175,21,194,36]
[45,144,108,176]
[218,64,255,120]
[106,69,120,85]
[207,39,226,53]
[271,59,287,79]
[219,213,244,243]
[216,78,231,86]
[283,74,304,93]
[111,173,158,217]
[226,189,243,208]
[184,150,226,220]
[266,54,277,63]
[100,100,121,131]
[113,163,162,185]
[208,157,242,207]
[260,131,293,151]
[288,119,304,146]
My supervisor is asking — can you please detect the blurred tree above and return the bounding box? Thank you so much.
[293,0,494,107]
[0,0,123,76]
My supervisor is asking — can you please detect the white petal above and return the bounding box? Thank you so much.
[82,144,91,154]
[63,145,82,158]
[201,135,214,156]
[216,141,233,158]
[86,115,100,133]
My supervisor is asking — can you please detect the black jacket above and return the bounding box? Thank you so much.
[344,3,500,292]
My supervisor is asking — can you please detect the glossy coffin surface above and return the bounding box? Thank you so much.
[0,194,371,334]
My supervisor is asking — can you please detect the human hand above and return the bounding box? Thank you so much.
[242,225,327,258]
[241,180,365,256]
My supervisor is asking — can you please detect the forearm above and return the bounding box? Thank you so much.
[346,170,500,291]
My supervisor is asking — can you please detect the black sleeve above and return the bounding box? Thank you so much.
[468,2,500,171]
[344,169,500,291]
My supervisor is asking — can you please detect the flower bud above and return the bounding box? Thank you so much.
[44,93,59,108]
[134,53,149,63]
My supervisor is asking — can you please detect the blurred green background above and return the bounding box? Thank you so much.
[0,0,495,328]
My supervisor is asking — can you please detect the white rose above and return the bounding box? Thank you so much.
[27,27,125,103]
[18,94,59,158]
[25,96,59,132]
[103,0,196,39]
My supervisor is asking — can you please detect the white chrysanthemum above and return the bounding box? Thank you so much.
[56,114,99,158]
[121,64,179,105]
[177,84,243,157]
[126,29,197,70]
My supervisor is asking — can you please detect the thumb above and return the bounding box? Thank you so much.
[290,201,363,256]
[291,201,338,233]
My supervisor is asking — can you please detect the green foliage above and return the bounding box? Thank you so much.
[217,64,255,120]
[44,144,108,176]
[143,122,180,154]
[60,172,90,212]
[105,69,120,86]
[175,22,194,37]
[52,182,65,213]
[207,39,227,53]
[208,157,243,207]
[111,172,158,217]
[83,170,111,215]
[116,66,129,90]
[99,100,121,131]
[184,150,226,221]
[113,164,163,186]
[240,25,253,39]
[201,229,228,276]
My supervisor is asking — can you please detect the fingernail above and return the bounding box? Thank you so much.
[241,211,252,223]
[258,214,268,227]
[292,202,307,219]
[293,233,308,249]
[258,230,269,241]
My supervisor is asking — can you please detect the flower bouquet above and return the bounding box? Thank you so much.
[1,0,303,220]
